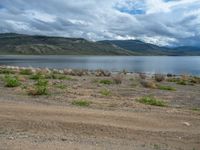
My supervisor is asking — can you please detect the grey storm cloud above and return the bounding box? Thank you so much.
[0,0,200,46]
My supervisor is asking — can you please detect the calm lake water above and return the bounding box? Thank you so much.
[0,55,200,75]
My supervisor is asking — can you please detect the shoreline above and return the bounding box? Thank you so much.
[0,65,196,77]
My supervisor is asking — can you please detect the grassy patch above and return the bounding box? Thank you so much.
[100,89,111,96]
[28,79,49,95]
[55,83,67,89]
[3,75,21,87]
[99,79,113,85]
[72,100,91,107]
[137,96,167,107]
[0,68,15,74]
[191,108,200,112]
[30,72,45,80]
[176,80,187,85]
[46,74,73,80]
[157,85,176,91]
[19,69,33,75]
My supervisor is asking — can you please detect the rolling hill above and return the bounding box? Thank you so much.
[0,33,200,55]
[100,40,200,56]
[0,33,135,55]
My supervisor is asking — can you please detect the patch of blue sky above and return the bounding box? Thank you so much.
[0,4,4,9]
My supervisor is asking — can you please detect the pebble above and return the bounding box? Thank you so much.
[182,122,191,126]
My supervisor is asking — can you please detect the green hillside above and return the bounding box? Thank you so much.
[0,33,135,55]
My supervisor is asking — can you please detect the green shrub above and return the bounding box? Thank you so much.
[30,72,45,80]
[191,108,200,112]
[137,96,167,107]
[100,89,111,96]
[0,68,15,74]
[72,100,91,107]
[20,69,33,75]
[55,83,67,89]
[157,85,176,91]
[48,74,73,80]
[3,75,21,87]
[177,80,187,85]
[28,79,48,95]
[99,79,113,85]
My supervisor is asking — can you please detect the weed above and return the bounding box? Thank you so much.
[19,69,33,75]
[99,79,113,85]
[0,68,15,74]
[177,80,187,85]
[191,108,200,112]
[157,85,176,91]
[100,89,111,96]
[28,79,48,95]
[72,100,91,107]
[137,96,167,107]
[3,75,21,87]
[30,72,45,80]
[56,83,67,89]
[153,144,160,150]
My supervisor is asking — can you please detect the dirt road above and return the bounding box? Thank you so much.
[0,101,199,150]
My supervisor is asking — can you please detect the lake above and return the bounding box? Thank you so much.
[0,55,200,75]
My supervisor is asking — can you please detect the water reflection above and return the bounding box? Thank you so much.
[0,56,200,75]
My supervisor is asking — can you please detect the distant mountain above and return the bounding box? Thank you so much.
[0,33,136,55]
[0,33,200,55]
[100,40,200,56]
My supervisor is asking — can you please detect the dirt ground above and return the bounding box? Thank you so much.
[0,70,200,150]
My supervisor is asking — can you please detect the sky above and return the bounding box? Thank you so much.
[0,0,200,46]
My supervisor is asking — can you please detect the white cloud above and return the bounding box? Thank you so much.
[0,0,200,46]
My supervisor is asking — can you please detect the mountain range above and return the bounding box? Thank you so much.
[0,33,200,55]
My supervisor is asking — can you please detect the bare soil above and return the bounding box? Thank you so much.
[0,72,200,150]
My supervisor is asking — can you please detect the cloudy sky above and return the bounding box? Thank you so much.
[0,0,200,46]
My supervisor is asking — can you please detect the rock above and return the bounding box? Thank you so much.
[64,69,73,75]
[182,122,191,126]
[43,68,51,74]
[95,69,111,77]
[61,137,68,141]
[8,136,15,140]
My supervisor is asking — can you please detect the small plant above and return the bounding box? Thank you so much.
[157,85,176,91]
[30,72,45,80]
[100,89,111,96]
[191,108,200,112]
[155,74,165,82]
[0,68,15,74]
[28,79,48,95]
[137,96,167,107]
[177,80,187,85]
[72,100,91,107]
[19,69,33,75]
[3,75,21,87]
[56,83,67,89]
[112,75,122,84]
[153,144,160,150]
[99,79,113,85]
